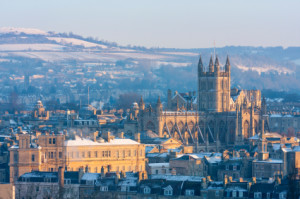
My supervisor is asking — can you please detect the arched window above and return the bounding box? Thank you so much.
[146,121,155,133]
[219,121,226,143]
[243,120,250,139]
[229,121,235,144]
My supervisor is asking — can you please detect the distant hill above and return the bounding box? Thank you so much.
[0,27,300,92]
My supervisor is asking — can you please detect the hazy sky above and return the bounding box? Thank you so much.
[1,0,300,48]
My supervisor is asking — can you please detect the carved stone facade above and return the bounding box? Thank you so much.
[124,56,266,152]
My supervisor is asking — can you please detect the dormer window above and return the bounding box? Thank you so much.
[164,185,173,196]
[144,187,151,194]
[64,179,71,184]
[185,189,194,196]
[279,192,286,199]
[100,186,108,192]
[121,186,130,192]
[232,191,237,197]
[254,192,262,199]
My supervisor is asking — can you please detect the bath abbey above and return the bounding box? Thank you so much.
[124,56,266,152]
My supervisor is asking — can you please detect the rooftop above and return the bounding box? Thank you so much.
[65,136,140,147]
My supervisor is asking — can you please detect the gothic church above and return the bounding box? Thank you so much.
[125,56,266,152]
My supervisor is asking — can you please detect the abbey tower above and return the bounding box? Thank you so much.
[198,56,231,112]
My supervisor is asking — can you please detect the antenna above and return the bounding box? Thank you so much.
[214,40,216,60]
[88,86,89,105]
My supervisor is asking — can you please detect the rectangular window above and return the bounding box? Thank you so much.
[32,154,35,162]
[128,150,131,157]
[123,150,125,158]
[116,151,119,158]
[59,152,62,158]
[232,191,237,197]
[239,191,243,198]
[53,138,56,144]
[140,150,143,156]
[94,151,98,158]
[134,150,136,156]
[49,138,52,144]
[77,152,79,158]
[14,153,18,162]
[82,152,85,158]
[51,152,53,159]
[108,151,111,157]
[88,151,91,158]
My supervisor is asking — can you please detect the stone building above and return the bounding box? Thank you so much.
[124,56,264,152]
[252,121,284,179]
[9,132,146,183]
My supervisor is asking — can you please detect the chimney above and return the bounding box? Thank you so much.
[120,170,126,178]
[143,171,148,180]
[78,168,84,183]
[201,178,207,189]
[228,176,233,182]
[102,132,111,142]
[93,131,98,142]
[58,167,65,188]
[135,133,141,143]
[206,176,212,182]
[252,177,256,184]
[101,166,105,178]
[115,171,120,185]
[223,175,228,188]
[239,177,243,182]
[118,132,124,139]
[138,171,143,183]
[275,176,281,185]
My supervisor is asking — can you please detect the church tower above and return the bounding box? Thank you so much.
[198,55,231,112]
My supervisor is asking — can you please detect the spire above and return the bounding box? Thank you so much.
[176,98,179,111]
[198,55,204,73]
[261,96,267,115]
[139,96,145,110]
[225,55,231,72]
[209,55,214,72]
[214,55,220,73]
[156,96,161,106]
[139,96,144,105]
[156,96,162,113]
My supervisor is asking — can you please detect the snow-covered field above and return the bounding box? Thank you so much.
[236,64,293,75]
[47,37,108,49]
[156,61,191,67]
[0,44,64,51]
[0,27,48,35]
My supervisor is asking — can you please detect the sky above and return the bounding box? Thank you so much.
[0,0,300,48]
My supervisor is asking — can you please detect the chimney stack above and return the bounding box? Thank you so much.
[58,167,65,188]
[135,133,141,143]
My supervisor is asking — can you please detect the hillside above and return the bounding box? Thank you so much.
[0,27,300,93]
